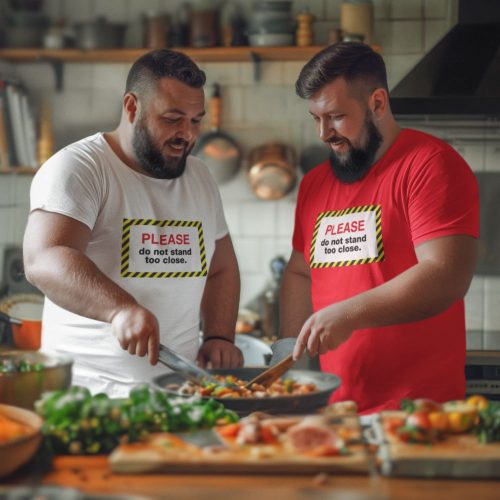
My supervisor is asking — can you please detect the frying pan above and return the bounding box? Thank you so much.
[192,83,241,184]
[151,368,341,416]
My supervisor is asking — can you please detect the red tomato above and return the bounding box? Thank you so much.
[260,426,278,444]
[217,423,241,438]
[413,398,442,413]
[406,411,432,430]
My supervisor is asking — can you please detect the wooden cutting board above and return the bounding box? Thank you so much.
[372,411,500,478]
[109,415,372,475]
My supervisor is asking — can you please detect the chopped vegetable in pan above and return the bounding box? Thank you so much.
[172,375,318,398]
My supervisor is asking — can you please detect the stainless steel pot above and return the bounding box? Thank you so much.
[0,351,72,410]
[74,17,126,49]
[247,143,297,200]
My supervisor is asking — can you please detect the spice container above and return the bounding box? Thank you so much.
[144,12,170,48]
[340,0,374,44]
[296,9,315,47]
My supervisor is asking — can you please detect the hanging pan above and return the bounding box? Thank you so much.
[192,83,241,184]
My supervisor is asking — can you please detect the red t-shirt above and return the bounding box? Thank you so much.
[292,129,480,414]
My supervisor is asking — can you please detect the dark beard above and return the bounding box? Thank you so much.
[328,116,383,184]
[132,116,191,180]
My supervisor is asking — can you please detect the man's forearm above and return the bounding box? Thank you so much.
[279,268,312,339]
[341,260,472,332]
[200,266,240,341]
[25,246,137,323]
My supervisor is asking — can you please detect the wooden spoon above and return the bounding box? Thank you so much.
[244,353,294,389]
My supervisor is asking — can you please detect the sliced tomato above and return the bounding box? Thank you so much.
[258,426,278,444]
[217,423,241,438]
[406,411,432,431]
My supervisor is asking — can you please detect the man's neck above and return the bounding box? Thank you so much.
[373,120,401,164]
[104,129,145,175]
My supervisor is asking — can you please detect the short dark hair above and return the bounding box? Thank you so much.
[125,49,206,98]
[295,42,388,99]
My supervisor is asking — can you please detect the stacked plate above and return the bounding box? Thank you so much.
[248,0,296,47]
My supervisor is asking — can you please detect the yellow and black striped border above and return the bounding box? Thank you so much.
[120,218,208,278]
[310,205,384,268]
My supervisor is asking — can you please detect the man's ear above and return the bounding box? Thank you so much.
[123,93,139,123]
[370,88,388,118]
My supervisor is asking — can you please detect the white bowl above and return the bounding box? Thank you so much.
[0,404,43,478]
[249,33,294,47]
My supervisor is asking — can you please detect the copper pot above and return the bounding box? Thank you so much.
[247,143,297,200]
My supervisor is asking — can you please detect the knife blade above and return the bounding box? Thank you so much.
[157,343,220,387]
[173,428,227,449]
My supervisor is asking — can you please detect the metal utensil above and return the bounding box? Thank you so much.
[244,353,294,389]
[157,343,220,387]
[173,429,227,449]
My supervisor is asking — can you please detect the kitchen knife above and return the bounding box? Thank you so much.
[157,343,220,387]
[173,428,228,449]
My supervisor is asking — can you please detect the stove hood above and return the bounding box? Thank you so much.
[390,0,500,117]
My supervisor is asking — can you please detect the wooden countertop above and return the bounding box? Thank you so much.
[6,456,500,500]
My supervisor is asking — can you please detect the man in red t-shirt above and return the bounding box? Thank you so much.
[277,43,479,415]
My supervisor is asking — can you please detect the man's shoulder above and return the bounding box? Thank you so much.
[41,133,107,170]
[397,128,455,157]
[301,160,331,186]
[59,132,107,158]
[185,154,219,186]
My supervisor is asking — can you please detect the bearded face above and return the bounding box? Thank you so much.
[327,112,383,184]
[132,112,194,180]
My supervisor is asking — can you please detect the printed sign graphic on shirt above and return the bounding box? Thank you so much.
[120,219,208,278]
[310,205,384,268]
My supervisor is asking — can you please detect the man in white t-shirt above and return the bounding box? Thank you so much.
[23,49,243,396]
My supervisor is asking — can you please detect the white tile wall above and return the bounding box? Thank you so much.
[389,0,423,20]
[465,277,484,332]
[2,0,500,348]
[424,19,448,51]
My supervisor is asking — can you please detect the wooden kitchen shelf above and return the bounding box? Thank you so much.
[0,166,38,175]
[0,46,326,63]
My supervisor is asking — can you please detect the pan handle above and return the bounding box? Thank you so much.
[209,83,221,131]
[0,311,14,346]
[0,311,22,326]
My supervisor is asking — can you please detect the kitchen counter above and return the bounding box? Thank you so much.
[6,456,500,500]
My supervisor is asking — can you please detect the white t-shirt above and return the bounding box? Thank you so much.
[30,133,228,397]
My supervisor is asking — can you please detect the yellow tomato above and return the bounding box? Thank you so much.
[447,411,476,433]
[466,395,489,410]
[428,411,449,432]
